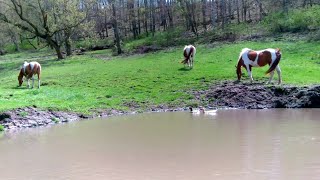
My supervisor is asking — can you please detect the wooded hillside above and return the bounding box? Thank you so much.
[0,0,320,58]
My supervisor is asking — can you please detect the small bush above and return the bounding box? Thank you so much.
[0,125,4,131]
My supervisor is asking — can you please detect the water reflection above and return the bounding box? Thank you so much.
[1,109,320,180]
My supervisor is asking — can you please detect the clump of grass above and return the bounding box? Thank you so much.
[0,125,4,131]
[51,117,59,123]
[19,112,28,117]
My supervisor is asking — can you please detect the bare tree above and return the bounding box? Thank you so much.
[0,0,92,59]
[211,0,218,29]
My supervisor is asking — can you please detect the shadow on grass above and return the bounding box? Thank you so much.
[178,67,192,71]
[12,86,28,90]
[233,80,241,84]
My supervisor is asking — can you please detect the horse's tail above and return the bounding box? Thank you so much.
[265,48,281,74]
[187,46,194,60]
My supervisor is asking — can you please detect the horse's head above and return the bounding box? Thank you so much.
[18,69,24,86]
[236,64,242,81]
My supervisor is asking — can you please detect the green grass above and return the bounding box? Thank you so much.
[0,125,4,131]
[0,40,319,114]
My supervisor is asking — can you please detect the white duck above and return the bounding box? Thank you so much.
[189,106,217,115]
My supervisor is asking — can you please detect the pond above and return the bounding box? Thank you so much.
[1,109,320,179]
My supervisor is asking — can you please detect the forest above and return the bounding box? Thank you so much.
[0,0,320,59]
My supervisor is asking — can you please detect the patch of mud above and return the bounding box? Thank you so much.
[0,107,81,131]
[193,81,320,109]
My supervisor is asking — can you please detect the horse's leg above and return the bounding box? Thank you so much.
[27,78,30,88]
[192,56,194,68]
[38,73,41,89]
[276,66,282,85]
[191,56,194,68]
[31,76,35,88]
[266,71,275,84]
[246,65,253,83]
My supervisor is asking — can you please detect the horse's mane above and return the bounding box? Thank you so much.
[237,48,251,62]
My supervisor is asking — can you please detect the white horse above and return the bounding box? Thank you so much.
[18,61,42,88]
[236,48,282,84]
[181,45,196,68]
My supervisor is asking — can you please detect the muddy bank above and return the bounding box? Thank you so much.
[0,107,80,131]
[0,106,185,131]
[0,107,132,131]
[194,81,320,109]
[1,81,319,131]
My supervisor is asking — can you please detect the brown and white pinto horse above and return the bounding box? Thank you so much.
[18,61,41,89]
[236,48,282,84]
[181,45,196,68]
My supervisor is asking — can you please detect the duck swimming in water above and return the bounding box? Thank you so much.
[189,106,217,115]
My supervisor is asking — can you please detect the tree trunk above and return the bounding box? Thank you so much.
[185,0,197,35]
[220,0,226,29]
[128,0,138,39]
[10,32,20,52]
[236,0,240,23]
[191,0,198,35]
[144,0,149,36]
[104,9,108,37]
[150,0,156,36]
[254,0,265,20]
[112,2,122,54]
[50,40,63,59]
[242,0,247,22]
[166,1,173,28]
[65,38,72,56]
[202,0,206,30]
[282,0,289,14]
[211,0,217,29]
[137,0,141,34]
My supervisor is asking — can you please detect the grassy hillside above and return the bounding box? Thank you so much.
[0,40,319,113]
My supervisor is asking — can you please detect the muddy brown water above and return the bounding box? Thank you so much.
[1,109,320,180]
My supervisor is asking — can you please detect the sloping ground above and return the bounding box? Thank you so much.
[1,82,320,131]
[195,81,320,109]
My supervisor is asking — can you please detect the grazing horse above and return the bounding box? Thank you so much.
[236,48,282,84]
[181,45,196,68]
[18,61,41,89]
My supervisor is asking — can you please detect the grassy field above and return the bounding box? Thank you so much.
[0,40,319,114]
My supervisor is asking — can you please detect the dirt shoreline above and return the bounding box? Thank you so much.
[196,81,320,109]
[1,81,319,131]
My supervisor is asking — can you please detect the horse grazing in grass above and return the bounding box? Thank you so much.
[18,61,41,89]
[236,48,282,84]
[181,45,196,68]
